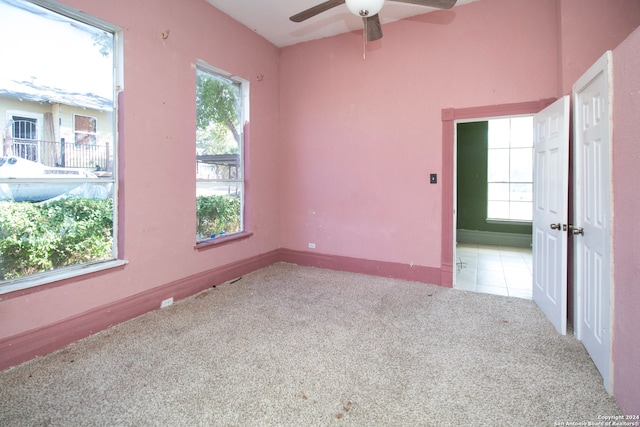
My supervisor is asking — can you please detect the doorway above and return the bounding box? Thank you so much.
[440,100,554,289]
[441,86,613,392]
[452,114,537,298]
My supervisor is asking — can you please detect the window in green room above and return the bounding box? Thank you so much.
[195,63,247,243]
[0,0,121,293]
[487,116,534,222]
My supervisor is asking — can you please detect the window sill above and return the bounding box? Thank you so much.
[0,259,129,297]
[486,219,532,226]
[195,231,253,250]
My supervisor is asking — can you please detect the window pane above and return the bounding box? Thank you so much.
[487,149,509,182]
[488,183,509,201]
[0,178,113,202]
[510,201,533,221]
[196,66,244,243]
[74,115,97,145]
[196,155,240,181]
[196,181,241,197]
[488,201,509,220]
[0,191,114,281]
[196,191,242,240]
[196,71,241,157]
[510,116,533,147]
[75,115,97,133]
[0,0,117,285]
[13,117,37,139]
[510,183,532,202]
[510,148,533,182]
[488,118,510,148]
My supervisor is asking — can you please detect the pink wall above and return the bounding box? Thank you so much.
[559,0,640,95]
[612,26,640,416]
[279,0,640,411]
[2,0,639,412]
[0,0,281,337]
[279,0,560,271]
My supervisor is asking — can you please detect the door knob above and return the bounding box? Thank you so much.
[550,223,562,230]
[569,225,584,235]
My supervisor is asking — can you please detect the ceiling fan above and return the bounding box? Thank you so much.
[290,0,457,42]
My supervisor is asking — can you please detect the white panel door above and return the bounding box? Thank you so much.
[532,96,570,335]
[572,51,613,393]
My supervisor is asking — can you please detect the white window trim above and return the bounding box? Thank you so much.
[0,260,128,296]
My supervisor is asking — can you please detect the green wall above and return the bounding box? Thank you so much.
[456,122,532,245]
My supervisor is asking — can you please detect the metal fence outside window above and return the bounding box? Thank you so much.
[6,138,111,172]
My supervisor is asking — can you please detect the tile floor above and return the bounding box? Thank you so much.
[455,243,533,299]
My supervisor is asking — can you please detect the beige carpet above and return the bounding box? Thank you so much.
[0,263,620,426]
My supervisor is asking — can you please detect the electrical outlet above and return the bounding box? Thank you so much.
[161,297,174,308]
[308,243,316,249]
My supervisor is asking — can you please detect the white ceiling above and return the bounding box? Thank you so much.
[205,0,480,47]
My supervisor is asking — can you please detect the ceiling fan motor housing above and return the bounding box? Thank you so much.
[345,0,385,17]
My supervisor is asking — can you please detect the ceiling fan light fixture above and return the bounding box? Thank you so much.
[345,0,385,18]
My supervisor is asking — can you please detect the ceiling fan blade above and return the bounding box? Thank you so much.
[290,0,346,22]
[364,14,383,42]
[389,0,457,9]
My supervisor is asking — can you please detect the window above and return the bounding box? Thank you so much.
[74,114,97,145]
[10,114,39,161]
[487,116,533,222]
[195,63,247,243]
[13,116,37,140]
[0,0,120,291]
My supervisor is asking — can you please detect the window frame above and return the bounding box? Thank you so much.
[194,61,249,247]
[0,0,125,295]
